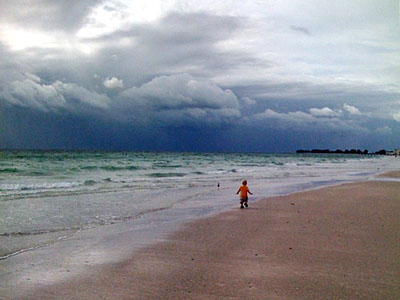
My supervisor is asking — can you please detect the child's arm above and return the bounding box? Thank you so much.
[248,189,253,195]
[236,187,240,194]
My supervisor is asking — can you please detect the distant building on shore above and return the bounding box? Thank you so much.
[296,148,400,156]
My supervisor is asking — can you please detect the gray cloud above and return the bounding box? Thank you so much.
[88,12,263,82]
[290,25,311,36]
[0,0,103,32]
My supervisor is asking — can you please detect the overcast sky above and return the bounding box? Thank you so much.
[0,0,399,152]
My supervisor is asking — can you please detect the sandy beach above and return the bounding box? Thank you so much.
[12,176,400,299]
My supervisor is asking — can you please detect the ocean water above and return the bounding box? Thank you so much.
[1,150,399,260]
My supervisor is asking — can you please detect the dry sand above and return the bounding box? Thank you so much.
[378,171,400,178]
[20,179,400,299]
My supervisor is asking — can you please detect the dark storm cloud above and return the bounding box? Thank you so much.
[0,1,399,151]
[0,71,240,130]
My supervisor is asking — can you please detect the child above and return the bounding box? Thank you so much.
[236,180,253,209]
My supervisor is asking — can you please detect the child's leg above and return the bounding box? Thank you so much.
[240,198,245,208]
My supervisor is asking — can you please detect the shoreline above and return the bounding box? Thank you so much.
[0,176,372,263]
[12,174,400,300]
[1,155,397,266]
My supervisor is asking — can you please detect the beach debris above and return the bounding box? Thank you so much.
[291,202,295,205]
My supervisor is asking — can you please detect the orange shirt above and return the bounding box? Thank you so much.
[238,185,250,198]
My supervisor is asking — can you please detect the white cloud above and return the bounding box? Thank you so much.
[254,109,315,123]
[392,112,400,122]
[251,108,368,133]
[309,107,341,117]
[103,76,124,89]
[121,73,239,110]
[1,78,65,111]
[54,81,110,109]
[241,96,256,105]
[1,74,110,112]
[118,73,240,126]
[343,103,361,115]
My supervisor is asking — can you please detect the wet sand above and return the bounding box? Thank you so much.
[17,178,400,299]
